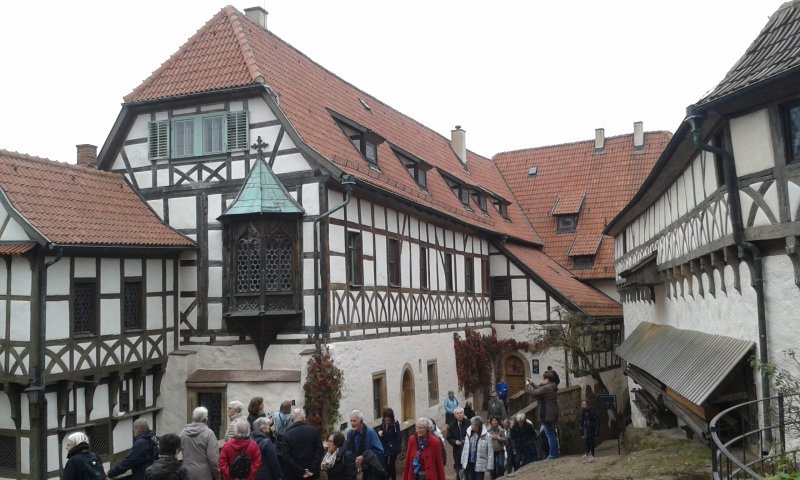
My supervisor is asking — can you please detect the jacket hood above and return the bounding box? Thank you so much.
[182,422,210,436]
[67,442,90,458]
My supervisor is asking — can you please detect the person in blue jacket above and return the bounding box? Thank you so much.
[495,379,509,410]
[346,410,384,480]
[444,390,459,427]
[108,418,157,480]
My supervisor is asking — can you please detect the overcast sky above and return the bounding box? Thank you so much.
[0,1,787,163]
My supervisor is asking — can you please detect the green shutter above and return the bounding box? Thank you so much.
[227,111,249,152]
[148,120,169,159]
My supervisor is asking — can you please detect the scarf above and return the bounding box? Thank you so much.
[321,450,337,471]
[413,435,428,474]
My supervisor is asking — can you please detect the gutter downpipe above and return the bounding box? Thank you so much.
[312,175,356,352]
[27,246,64,479]
[685,106,771,453]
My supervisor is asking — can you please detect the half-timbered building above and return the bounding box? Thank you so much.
[0,149,193,479]
[607,0,800,439]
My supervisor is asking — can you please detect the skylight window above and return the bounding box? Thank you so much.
[528,166,538,176]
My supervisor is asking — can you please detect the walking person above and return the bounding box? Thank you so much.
[444,391,459,427]
[376,407,401,480]
[501,419,515,475]
[446,407,469,480]
[251,417,282,480]
[486,392,506,423]
[460,417,493,480]
[281,408,324,480]
[108,418,157,480]
[486,417,506,480]
[220,417,261,480]
[225,401,247,441]
[62,432,105,480]
[580,400,599,462]
[403,418,446,480]
[180,406,221,480]
[145,433,188,480]
[509,414,536,468]
[247,397,267,431]
[526,371,560,459]
[495,379,509,410]
[322,432,355,480]
[346,410,385,480]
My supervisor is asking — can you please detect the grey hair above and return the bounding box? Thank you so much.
[350,409,364,421]
[133,418,150,431]
[515,413,526,422]
[454,407,464,414]
[253,416,270,431]
[233,417,250,438]
[470,415,484,429]
[291,407,306,422]
[415,418,430,430]
[228,400,244,414]
[192,406,209,423]
[66,432,89,447]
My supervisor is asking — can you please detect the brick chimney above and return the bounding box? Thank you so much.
[595,128,605,154]
[633,121,644,152]
[76,144,97,168]
[245,7,268,29]
[451,125,467,167]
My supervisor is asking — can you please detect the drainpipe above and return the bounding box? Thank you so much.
[26,246,63,479]
[685,106,771,450]
[312,175,356,351]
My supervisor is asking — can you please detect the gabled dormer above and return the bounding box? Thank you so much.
[441,172,472,209]
[330,110,384,169]
[392,145,430,190]
[552,192,586,233]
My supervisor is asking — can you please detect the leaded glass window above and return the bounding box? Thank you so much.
[87,424,110,457]
[73,281,96,335]
[786,102,800,163]
[264,232,292,292]
[197,391,223,439]
[237,234,261,293]
[123,281,143,330]
[0,436,15,471]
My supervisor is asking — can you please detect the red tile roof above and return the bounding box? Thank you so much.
[124,6,542,245]
[495,132,671,280]
[0,243,34,255]
[568,234,602,257]
[0,150,194,247]
[503,242,621,317]
[551,192,585,216]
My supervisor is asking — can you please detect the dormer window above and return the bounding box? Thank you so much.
[474,191,487,213]
[492,198,509,220]
[557,215,578,233]
[442,173,472,209]
[331,112,384,169]
[394,149,428,189]
[552,192,585,233]
[572,255,595,270]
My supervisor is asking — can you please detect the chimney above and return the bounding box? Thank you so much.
[76,144,97,168]
[594,128,605,154]
[451,125,467,167]
[244,6,268,29]
[633,121,644,152]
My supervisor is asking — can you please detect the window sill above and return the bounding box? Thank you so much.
[349,283,363,289]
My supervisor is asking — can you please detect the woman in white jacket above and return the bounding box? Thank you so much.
[460,416,494,480]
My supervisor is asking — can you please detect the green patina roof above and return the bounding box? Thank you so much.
[221,159,304,216]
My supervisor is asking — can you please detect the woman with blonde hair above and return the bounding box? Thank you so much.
[63,431,105,479]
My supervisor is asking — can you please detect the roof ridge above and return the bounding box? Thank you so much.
[0,148,124,179]
[228,7,266,84]
[493,130,672,158]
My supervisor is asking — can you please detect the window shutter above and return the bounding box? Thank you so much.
[148,120,169,159]
[226,111,249,151]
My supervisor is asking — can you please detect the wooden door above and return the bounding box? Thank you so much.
[504,355,526,396]
[402,369,416,421]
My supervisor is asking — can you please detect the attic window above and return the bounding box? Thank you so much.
[333,115,383,169]
[557,215,578,233]
[442,174,472,209]
[474,191,487,212]
[395,150,428,189]
[572,256,595,270]
[528,166,538,176]
[492,198,509,220]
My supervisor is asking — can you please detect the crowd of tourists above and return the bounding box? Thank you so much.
[62,368,599,480]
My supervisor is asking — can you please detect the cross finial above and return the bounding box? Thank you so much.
[251,136,270,162]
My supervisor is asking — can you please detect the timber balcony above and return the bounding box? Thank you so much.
[711,393,800,479]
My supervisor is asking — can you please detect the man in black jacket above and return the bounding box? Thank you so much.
[282,408,324,480]
[446,407,470,480]
[109,418,157,480]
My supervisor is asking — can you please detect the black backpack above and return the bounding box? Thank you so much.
[86,453,106,480]
[150,435,160,462]
[230,448,252,479]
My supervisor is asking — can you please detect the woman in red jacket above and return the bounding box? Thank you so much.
[220,417,262,480]
[403,418,446,480]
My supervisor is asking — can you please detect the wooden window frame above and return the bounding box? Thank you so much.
[396,151,428,189]
[493,198,509,219]
[572,256,595,270]
[491,277,510,300]
[420,247,429,290]
[72,279,98,336]
[444,253,454,292]
[481,258,490,295]
[122,279,145,331]
[372,372,387,421]
[464,256,475,293]
[556,215,578,233]
[168,111,249,159]
[188,388,227,440]
[782,100,800,164]
[427,361,439,406]
[387,238,401,287]
[347,231,364,287]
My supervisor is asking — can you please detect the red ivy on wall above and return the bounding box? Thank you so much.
[303,344,344,436]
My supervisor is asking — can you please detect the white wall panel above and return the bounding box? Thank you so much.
[100,259,120,294]
[146,259,163,292]
[47,300,70,339]
[731,108,775,176]
[11,256,32,296]
[10,300,30,341]
[100,299,121,336]
[168,196,197,230]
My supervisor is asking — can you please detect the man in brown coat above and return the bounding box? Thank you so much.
[526,371,559,459]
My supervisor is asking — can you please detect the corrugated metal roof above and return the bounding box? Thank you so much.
[616,321,755,405]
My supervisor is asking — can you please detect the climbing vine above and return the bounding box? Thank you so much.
[303,343,344,436]
[453,327,547,396]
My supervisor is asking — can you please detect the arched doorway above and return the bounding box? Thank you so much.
[401,367,416,421]
[504,355,526,396]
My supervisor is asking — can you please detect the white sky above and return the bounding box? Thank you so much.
[0,1,787,163]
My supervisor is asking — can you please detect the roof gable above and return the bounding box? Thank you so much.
[0,149,193,247]
[221,158,304,216]
[495,132,670,280]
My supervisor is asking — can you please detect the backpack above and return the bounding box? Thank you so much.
[230,448,252,479]
[86,453,106,480]
[150,435,160,462]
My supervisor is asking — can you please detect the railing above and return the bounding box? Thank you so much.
[711,393,800,479]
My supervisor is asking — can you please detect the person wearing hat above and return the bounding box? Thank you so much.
[63,431,106,479]
[487,391,506,422]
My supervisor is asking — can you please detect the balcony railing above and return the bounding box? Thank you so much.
[711,393,800,479]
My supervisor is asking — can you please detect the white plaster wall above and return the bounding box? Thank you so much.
[100,258,120,294]
[303,183,320,216]
[329,224,345,253]
[10,300,30,341]
[169,197,197,230]
[272,153,311,174]
[147,297,163,330]
[146,259,163,292]
[11,256,31,296]
[73,258,96,279]
[46,260,70,296]
[0,392,13,429]
[0,216,30,241]
[114,418,134,452]
[731,108,775,176]
[589,279,619,301]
